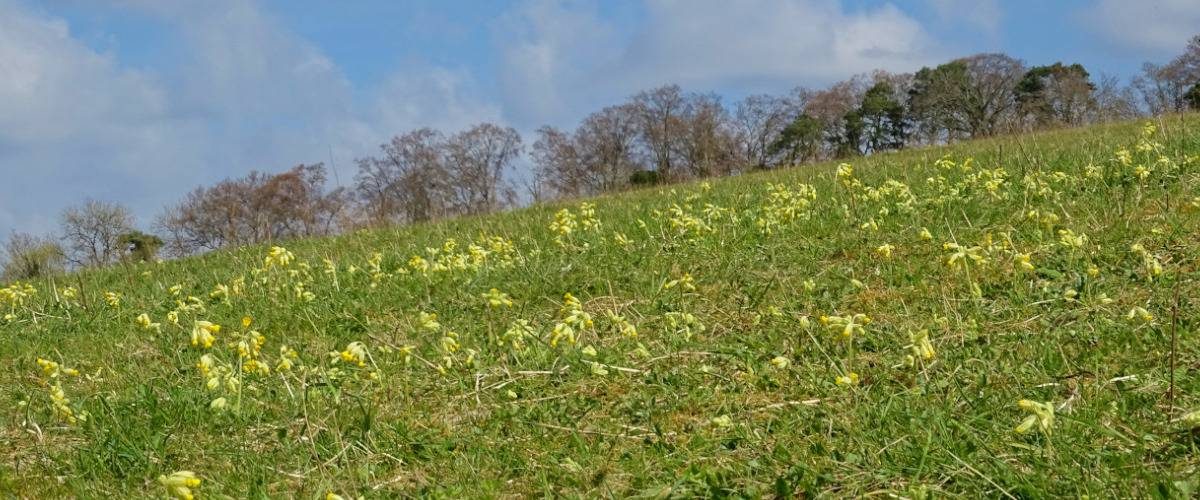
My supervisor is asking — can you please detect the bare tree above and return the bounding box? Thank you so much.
[678,92,738,177]
[532,104,643,200]
[60,200,134,268]
[355,129,453,225]
[734,94,795,169]
[444,123,522,215]
[631,85,687,180]
[2,232,66,281]
[158,164,346,256]
[1092,73,1141,122]
[1132,62,1190,115]
[531,126,584,200]
[577,104,643,191]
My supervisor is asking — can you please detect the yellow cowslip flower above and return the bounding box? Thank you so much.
[944,242,986,271]
[168,284,183,297]
[1057,229,1087,249]
[770,356,790,369]
[440,332,460,353]
[61,286,77,300]
[835,372,860,387]
[49,382,83,425]
[418,312,441,332]
[1180,409,1200,428]
[277,345,299,372]
[605,311,637,338]
[1015,399,1055,435]
[336,341,368,367]
[580,345,598,357]
[209,283,230,302]
[919,227,933,241]
[710,415,734,428]
[326,492,347,500]
[1126,306,1154,323]
[823,314,870,340]
[549,322,576,347]
[196,354,215,377]
[501,320,535,351]
[588,360,609,376]
[907,330,936,364]
[158,471,201,500]
[482,288,514,309]
[875,244,894,260]
[662,273,696,292]
[191,321,221,349]
[1015,253,1034,271]
[104,291,121,308]
[135,313,162,333]
[209,397,228,411]
[264,246,295,268]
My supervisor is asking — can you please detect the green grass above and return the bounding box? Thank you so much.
[3,115,1200,498]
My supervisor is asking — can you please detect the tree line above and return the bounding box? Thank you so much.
[5,37,1200,281]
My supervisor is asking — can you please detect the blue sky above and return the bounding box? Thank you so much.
[1,0,1198,239]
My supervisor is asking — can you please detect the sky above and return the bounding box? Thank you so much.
[1,0,1198,240]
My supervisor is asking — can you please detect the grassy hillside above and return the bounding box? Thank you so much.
[3,115,1200,498]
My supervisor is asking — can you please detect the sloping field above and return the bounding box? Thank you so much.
[3,115,1200,497]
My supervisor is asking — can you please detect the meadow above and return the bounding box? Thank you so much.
[2,115,1200,498]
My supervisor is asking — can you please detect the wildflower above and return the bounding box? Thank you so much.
[943,242,986,271]
[875,244,895,260]
[835,372,860,387]
[710,415,734,428]
[1015,399,1055,436]
[1057,229,1087,249]
[190,321,221,349]
[37,357,79,378]
[135,313,162,334]
[605,311,637,338]
[664,311,704,340]
[196,354,215,377]
[418,311,442,332]
[264,246,295,268]
[209,397,228,411]
[588,360,609,376]
[336,341,368,367]
[104,291,121,308]
[822,313,871,340]
[502,320,536,351]
[662,273,696,292]
[1180,409,1200,428]
[482,288,513,309]
[1126,306,1154,323]
[1015,253,1034,271]
[49,383,83,424]
[919,227,933,241]
[905,330,936,366]
[277,345,299,372]
[770,356,790,369]
[158,471,201,500]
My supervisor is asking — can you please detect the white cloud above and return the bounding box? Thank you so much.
[925,0,1002,37]
[0,0,200,237]
[495,0,942,127]
[1084,0,1200,53]
[0,0,499,238]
